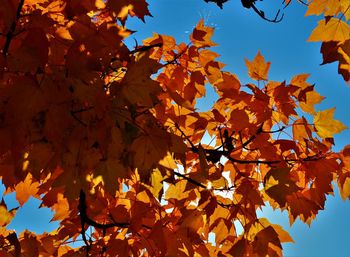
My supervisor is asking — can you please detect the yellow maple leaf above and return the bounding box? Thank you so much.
[339,177,350,200]
[165,180,188,200]
[159,153,177,169]
[245,51,270,81]
[148,169,164,199]
[0,205,17,227]
[308,18,350,42]
[314,108,348,138]
[299,91,325,114]
[270,223,294,243]
[340,1,350,20]
[305,0,341,17]
[136,191,151,203]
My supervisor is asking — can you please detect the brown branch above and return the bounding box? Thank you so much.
[130,43,163,54]
[78,190,130,230]
[160,47,187,68]
[69,105,94,127]
[225,155,281,165]
[78,190,91,256]
[217,201,235,208]
[2,0,24,56]
[215,127,235,152]
[175,123,198,150]
[244,0,284,23]
[174,169,239,193]
[261,126,286,134]
[238,123,263,151]
[173,171,207,189]
[70,111,88,127]
[173,170,237,209]
[77,190,156,255]
[176,121,325,167]
[71,106,95,114]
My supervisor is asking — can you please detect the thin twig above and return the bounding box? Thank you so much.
[173,171,207,189]
[3,0,24,56]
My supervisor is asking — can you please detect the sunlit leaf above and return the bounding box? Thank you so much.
[245,51,271,81]
[314,108,348,138]
[308,18,350,42]
[14,174,39,206]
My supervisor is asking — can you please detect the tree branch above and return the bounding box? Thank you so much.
[261,126,286,134]
[130,43,163,54]
[78,190,130,230]
[2,0,24,56]
[173,171,207,189]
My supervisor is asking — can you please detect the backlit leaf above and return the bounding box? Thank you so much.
[0,200,17,227]
[14,174,39,206]
[245,51,271,81]
[308,18,350,42]
[165,180,188,200]
[190,19,217,48]
[314,108,348,138]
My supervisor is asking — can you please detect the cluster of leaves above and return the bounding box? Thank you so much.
[0,0,349,256]
[306,0,350,81]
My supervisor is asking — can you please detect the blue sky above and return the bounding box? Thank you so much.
[2,1,350,256]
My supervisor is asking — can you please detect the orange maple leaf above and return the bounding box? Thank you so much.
[14,174,39,206]
[245,51,271,81]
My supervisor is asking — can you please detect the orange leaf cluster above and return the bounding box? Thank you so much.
[0,0,349,256]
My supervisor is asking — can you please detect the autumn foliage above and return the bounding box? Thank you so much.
[0,0,350,256]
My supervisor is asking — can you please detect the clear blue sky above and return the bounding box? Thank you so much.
[2,1,350,256]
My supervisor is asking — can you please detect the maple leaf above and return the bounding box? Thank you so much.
[292,117,313,141]
[286,192,321,225]
[245,51,271,81]
[147,168,164,199]
[120,51,162,107]
[338,145,350,200]
[190,19,217,48]
[339,176,350,200]
[308,18,350,43]
[14,173,40,206]
[305,0,341,17]
[264,168,300,207]
[299,90,325,114]
[314,108,348,138]
[214,72,241,97]
[95,158,127,193]
[0,199,18,227]
[319,40,350,81]
[165,180,191,201]
[51,193,70,221]
[8,28,49,73]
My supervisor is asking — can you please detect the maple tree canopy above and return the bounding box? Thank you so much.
[0,0,350,256]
